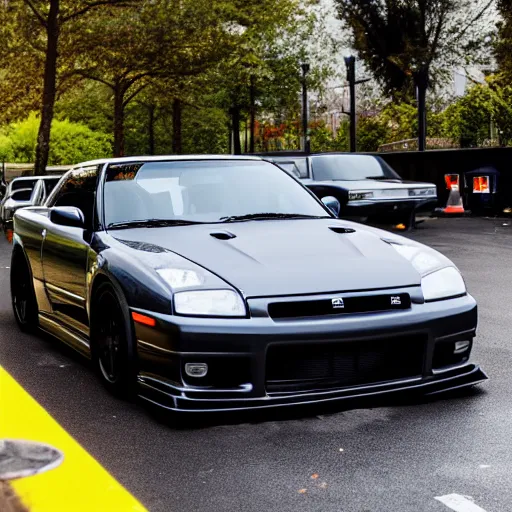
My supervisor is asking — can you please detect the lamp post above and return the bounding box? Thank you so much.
[301,62,310,153]
[414,67,428,152]
[344,56,356,153]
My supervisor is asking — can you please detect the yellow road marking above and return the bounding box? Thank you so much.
[0,366,148,511]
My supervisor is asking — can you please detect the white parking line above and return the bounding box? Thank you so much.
[435,494,488,512]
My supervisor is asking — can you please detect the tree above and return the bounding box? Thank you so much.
[334,0,494,150]
[0,2,44,124]
[210,0,335,154]
[72,0,233,156]
[3,0,130,174]
[496,0,512,77]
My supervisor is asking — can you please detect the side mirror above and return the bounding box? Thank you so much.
[50,206,85,229]
[322,196,341,217]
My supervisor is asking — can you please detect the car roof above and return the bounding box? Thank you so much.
[73,155,263,168]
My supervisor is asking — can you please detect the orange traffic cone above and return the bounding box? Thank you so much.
[441,185,465,215]
[434,185,465,216]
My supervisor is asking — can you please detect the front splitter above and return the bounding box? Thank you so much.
[137,363,488,414]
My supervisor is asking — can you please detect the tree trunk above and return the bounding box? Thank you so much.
[148,104,156,155]
[227,121,232,154]
[244,119,248,153]
[231,105,241,155]
[172,98,182,154]
[113,87,125,157]
[34,0,60,176]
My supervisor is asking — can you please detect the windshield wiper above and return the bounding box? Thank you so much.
[107,219,205,230]
[219,213,329,223]
[366,176,400,181]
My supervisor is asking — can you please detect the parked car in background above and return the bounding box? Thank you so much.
[260,152,438,228]
[1,176,62,241]
[11,156,485,414]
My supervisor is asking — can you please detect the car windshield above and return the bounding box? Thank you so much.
[103,160,328,227]
[312,155,402,181]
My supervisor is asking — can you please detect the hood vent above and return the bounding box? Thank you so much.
[210,230,236,240]
[329,226,356,234]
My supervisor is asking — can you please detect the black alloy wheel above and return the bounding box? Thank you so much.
[92,282,137,397]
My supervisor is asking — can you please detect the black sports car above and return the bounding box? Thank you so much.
[11,156,486,413]
[262,152,438,228]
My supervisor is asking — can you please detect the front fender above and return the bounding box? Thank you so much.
[87,247,173,319]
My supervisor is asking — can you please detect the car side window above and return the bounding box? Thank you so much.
[47,166,99,230]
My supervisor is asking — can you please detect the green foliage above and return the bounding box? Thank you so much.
[49,118,112,164]
[441,86,492,147]
[0,113,111,164]
[182,107,229,154]
[357,117,389,152]
[0,133,13,162]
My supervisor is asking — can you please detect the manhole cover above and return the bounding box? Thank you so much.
[0,439,63,480]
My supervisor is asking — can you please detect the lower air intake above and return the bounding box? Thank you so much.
[265,335,425,393]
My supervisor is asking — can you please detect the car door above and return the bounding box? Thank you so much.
[41,166,99,331]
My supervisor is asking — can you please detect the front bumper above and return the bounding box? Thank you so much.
[133,291,486,413]
[343,198,437,220]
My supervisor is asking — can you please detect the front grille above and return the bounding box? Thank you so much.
[268,293,411,319]
[265,335,425,393]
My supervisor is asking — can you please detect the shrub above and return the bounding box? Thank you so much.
[0,113,112,164]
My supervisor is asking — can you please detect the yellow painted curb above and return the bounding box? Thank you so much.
[0,366,148,511]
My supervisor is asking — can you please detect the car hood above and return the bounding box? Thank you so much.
[110,219,422,297]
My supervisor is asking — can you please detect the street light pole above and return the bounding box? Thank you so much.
[344,56,356,153]
[415,68,428,152]
[301,63,310,153]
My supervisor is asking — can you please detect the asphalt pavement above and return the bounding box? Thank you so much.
[1,217,512,512]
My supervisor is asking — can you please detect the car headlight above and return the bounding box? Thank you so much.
[388,242,466,301]
[174,289,246,317]
[408,187,436,197]
[348,191,374,201]
[421,267,466,301]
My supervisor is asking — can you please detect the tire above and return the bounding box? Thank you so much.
[10,250,39,332]
[90,281,138,398]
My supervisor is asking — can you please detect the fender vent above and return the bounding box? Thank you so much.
[329,226,356,234]
[210,231,236,240]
